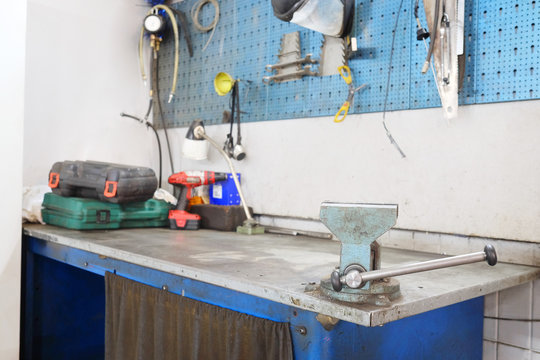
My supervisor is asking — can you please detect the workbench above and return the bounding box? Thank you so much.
[22,224,540,359]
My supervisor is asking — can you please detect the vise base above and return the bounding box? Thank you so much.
[320,278,401,306]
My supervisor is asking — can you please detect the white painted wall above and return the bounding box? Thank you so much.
[0,0,27,357]
[24,0,156,187]
[173,100,540,242]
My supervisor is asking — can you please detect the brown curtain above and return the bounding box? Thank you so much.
[105,272,293,360]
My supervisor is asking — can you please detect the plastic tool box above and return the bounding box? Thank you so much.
[42,193,170,230]
[48,160,157,204]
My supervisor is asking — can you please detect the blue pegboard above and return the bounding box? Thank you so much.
[154,0,540,128]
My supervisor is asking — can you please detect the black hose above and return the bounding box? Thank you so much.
[146,122,163,188]
[152,51,176,175]
[381,0,407,158]
[144,98,153,121]
[120,112,163,188]
[235,82,242,144]
[422,0,442,73]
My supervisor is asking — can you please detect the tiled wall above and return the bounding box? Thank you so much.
[483,279,540,360]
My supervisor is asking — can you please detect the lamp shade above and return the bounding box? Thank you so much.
[182,120,209,160]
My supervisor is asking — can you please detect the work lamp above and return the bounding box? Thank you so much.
[271,0,355,38]
[182,120,264,235]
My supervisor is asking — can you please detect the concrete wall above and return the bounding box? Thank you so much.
[171,100,540,242]
[0,1,27,358]
[24,0,155,188]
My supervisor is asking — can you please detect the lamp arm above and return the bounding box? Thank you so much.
[198,132,254,222]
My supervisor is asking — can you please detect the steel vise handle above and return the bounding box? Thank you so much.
[331,245,498,292]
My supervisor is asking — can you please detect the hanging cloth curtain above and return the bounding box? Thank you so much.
[105,272,293,360]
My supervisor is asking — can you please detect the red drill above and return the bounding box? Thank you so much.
[168,171,228,230]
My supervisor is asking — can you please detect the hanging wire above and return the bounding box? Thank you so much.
[120,111,163,188]
[382,0,407,159]
[153,50,176,175]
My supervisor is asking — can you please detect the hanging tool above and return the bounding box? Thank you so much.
[265,54,318,72]
[421,0,462,119]
[334,66,367,123]
[224,82,246,160]
[168,171,228,230]
[214,73,247,160]
[319,203,498,305]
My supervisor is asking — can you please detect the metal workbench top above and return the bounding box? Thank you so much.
[24,224,540,327]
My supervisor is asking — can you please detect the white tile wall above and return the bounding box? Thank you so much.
[484,318,498,342]
[533,279,540,319]
[484,292,498,317]
[483,280,540,360]
[533,323,540,353]
[412,231,441,253]
[498,320,531,349]
[262,216,539,266]
[499,283,533,320]
[483,341,497,360]
[497,343,531,360]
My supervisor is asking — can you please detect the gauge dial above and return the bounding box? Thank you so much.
[143,14,164,33]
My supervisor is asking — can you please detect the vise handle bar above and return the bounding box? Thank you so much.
[331,245,497,292]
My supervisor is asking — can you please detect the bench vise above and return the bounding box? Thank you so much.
[319,202,497,306]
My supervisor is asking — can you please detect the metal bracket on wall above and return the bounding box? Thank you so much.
[423,0,462,119]
[263,32,319,84]
[319,35,347,76]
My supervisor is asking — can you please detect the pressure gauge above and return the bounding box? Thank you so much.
[143,13,165,33]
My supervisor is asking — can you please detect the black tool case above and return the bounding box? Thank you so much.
[48,161,157,204]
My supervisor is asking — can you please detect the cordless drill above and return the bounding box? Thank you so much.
[168,171,228,230]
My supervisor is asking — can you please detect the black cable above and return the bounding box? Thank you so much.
[225,83,237,155]
[235,82,242,144]
[422,0,442,73]
[381,0,407,158]
[144,98,153,121]
[146,123,163,188]
[120,112,163,188]
[152,50,176,175]
[229,83,236,138]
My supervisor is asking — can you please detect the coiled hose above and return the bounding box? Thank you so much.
[191,0,220,52]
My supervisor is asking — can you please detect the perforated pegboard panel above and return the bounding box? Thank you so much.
[154,0,540,128]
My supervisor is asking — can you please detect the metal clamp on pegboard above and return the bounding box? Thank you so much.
[263,32,319,84]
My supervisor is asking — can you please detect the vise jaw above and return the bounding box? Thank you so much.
[319,202,400,305]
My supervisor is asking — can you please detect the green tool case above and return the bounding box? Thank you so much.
[42,192,171,230]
